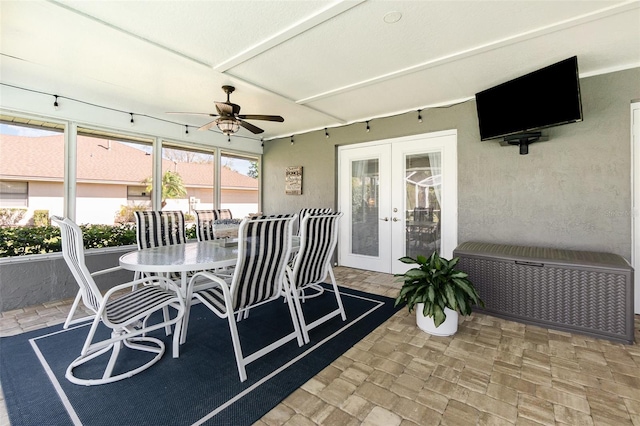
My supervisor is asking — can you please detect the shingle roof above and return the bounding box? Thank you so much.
[0,135,257,189]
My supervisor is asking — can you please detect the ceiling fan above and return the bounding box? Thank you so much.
[168,85,284,136]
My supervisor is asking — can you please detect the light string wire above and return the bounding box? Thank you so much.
[265,98,473,142]
[2,82,473,144]
[0,82,261,142]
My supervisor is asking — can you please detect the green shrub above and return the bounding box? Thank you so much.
[186,223,196,240]
[0,223,137,258]
[33,210,50,227]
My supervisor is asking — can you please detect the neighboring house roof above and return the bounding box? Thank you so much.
[0,135,257,189]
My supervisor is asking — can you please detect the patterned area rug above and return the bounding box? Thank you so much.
[0,285,400,426]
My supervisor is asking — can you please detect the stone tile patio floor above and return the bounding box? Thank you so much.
[1,266,639,425]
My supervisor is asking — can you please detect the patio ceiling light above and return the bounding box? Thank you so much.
[217,118,240,135]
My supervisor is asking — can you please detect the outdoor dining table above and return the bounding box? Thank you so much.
[119,237,300,342]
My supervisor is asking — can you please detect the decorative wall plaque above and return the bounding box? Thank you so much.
[285,166,302,195]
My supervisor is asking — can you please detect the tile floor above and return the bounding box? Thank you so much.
[1,266,639,425]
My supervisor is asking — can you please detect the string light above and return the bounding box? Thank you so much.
[261,137,264,147]
[366,121,370,132]
[228,136,232,143]
[129,113,134,126]
[185,125,189,136]
[290,135,294,145]
[418,109,422,123]
[53,95,59,110]
[325,128,329,139]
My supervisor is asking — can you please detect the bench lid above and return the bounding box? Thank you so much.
[453,241,632,270]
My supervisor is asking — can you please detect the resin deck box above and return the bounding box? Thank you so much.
[453,242,634,344]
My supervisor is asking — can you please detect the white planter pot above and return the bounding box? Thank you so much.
[415,304,459,336]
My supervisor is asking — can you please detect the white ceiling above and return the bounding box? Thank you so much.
[1,0,639,144]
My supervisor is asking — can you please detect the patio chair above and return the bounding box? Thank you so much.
[51,216,185,386]
[135,210,187,249]
[186,214,303,382]
[195,209,233,241]
[294,208,333,300]
[285,212,346,343]
[297,208,332,236]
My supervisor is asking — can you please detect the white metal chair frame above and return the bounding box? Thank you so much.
[52,216,185,386]
[186,214,303,382]
[285,212,346,344]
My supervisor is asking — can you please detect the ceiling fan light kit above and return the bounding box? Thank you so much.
[217,118,240,135]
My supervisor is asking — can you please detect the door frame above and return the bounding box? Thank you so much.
[337,129,458,273]
[631,101,639,314]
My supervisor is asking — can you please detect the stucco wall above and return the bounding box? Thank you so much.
[0,248,134,312]
[263,68,639,261]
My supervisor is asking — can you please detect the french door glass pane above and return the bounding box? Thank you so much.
[351,159,379,256]
[405,152,441,258]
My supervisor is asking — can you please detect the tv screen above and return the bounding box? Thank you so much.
[475,56,583,141]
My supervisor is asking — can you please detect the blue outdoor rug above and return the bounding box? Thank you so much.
[0,285,400,426]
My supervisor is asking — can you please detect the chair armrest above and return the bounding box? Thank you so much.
[90,266,123,277]
[187,271,230,294]
[102,275,182,302]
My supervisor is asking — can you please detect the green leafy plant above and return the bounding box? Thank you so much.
[33,210,50,227]
[0,223,137,257]
[142,170,187,208]
[394,251,484,327]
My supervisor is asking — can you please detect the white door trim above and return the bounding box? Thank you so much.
[631,101,640,314]
[337,129,457,273]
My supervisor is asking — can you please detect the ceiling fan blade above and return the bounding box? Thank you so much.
[237,114,284,122]
[166,112,218,117]
[238,119,264,134]
[198,120,218,131]
[215,102,235,116]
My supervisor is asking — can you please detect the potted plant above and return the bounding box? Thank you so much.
[394,251,484,336]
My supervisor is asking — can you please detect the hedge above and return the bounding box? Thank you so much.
[0,223,198,258]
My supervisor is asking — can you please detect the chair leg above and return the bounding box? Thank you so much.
[328,267,346,321]
[103,339,122,380]
[226,311,247,382]
[163,306,172,336]
[63,291,94,329]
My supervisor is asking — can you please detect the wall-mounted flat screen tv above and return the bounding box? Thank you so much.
[475,56,583,141]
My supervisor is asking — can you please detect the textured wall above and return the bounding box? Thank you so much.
[0,250,134,312]
[263,68,639,261]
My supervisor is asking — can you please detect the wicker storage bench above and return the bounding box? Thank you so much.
[453,242,634,344]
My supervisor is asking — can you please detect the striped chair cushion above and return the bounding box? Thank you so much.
[297,208,332,235]
[106,285,178,324]
[287,212,342,289]
[196,214,296,312]
[134,211,186,249]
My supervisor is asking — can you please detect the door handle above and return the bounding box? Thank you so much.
[380,217,389,221]
[392,217,399,222]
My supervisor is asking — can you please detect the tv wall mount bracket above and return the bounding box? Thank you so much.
[501,132,544,155]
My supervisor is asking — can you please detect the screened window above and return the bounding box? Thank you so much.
[161,143,215,218]
[0,181,28,208]
[0,120,65,226]
[77,128,153,225]
[220,152,260,217]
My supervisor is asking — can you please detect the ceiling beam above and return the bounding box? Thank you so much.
[295,0,640,105]
[214,0,366,72]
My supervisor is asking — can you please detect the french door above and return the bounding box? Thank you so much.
[338,130,457,274]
